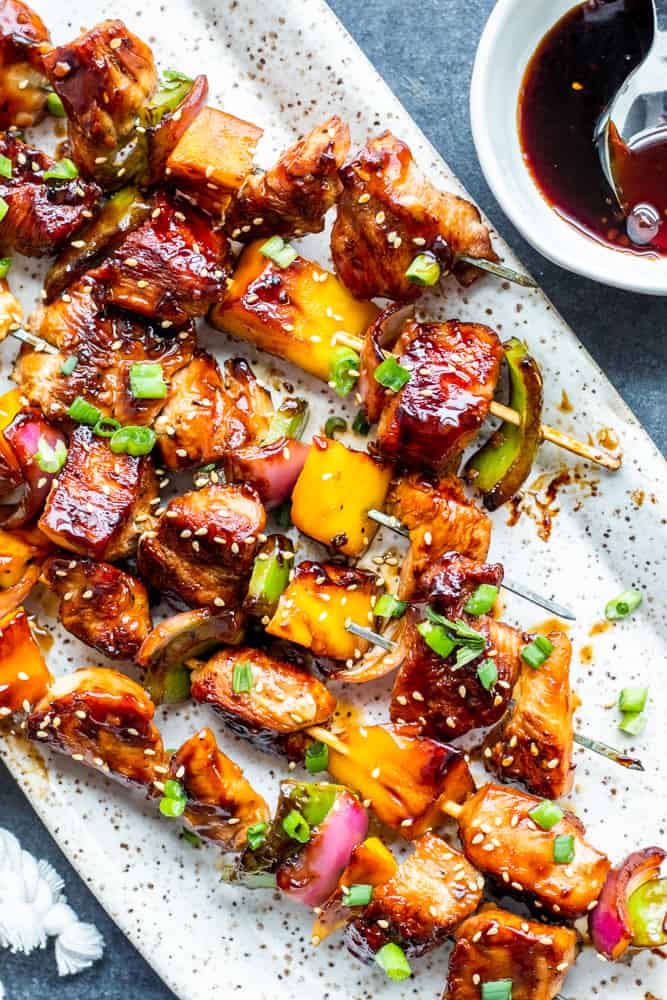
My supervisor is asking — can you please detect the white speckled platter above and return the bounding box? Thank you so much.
[1,2,667,998]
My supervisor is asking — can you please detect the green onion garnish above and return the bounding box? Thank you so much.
[159,778,187,819]
[374,942,411,982]
[259,235,298,268]
[404,252,441,286]
[328,345,360,398]
[618,687,648,714]
[282,809,310,844]
[34,436,67,474]
[417,620,456,658]
[232,661,253,694]
[67,396,101,426]
[94,417,122,438]
[60,355,78,376]
[146,70,193,125]
[477,658,498,691]
[528,799,563,830]
[0,258,11,279]
[352,410,370,435]
[163,779,185,800]
[481,981,513,1000]
[463,583,499,616]
[46,92,66,118]
[374,593,408,619]
[0,198,8,223]
[605,588,642,621]
[553,834,575,864]
[345,883,373,907]
[109,425,156,456]
[521,634,554,669]
[324,416,347,439]
[304,741,329,774]
[246,821,268,850]
[619,711,646,736]
[130,361,168,400]
[43,158,79,181]
[374,355,411,392]
[0,155,12,179]
[180,828,202,848]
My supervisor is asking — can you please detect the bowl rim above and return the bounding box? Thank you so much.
[469,0,667,296]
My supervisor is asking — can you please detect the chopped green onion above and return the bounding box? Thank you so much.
[67,396,101,426]
[46,91,66,118]
[291,784,336,827]
[605,588,642,621]
[282,809,310,844]
[130,361,168,400]
[109,425,156,456]
[247,544,291,616]
[60,354,78,376]
[159,796,186,817]
[146,70,193,125]
[232,660,253,694]
[180,828,202,848]
[0,258,11,278]
[265,397,309,442]
[352,410,370,435]
[619,711,646,736]
[441,617,486,644]
[521,634,554,669]
[528,799,563,831]
[463,583,499,616]
[345,883,373,907]
[304,741,329,774]
[324,416,347,439]
[93,416,122,438]
[163,779,186,801]
[374,942,411,982]
[0,155,12,179]
[417,620,456,659]
[43,158,79,181]
[328,346,360,398]
[405,252,441,286]
[260,235,298,268]
[34,436,67,474]
[477,658,498,691]
[553,834,575,864]
[246,821,268,850]
[373,355,411,392]
[618,687,648,714]
[0,197,8,223]
[374,593,408,619]
[481,981,513,1000]
[454,644,485,669]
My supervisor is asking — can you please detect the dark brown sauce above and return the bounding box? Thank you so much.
[519,0,662,254]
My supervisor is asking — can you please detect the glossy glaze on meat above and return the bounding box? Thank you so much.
[0,0,51,129]
[414,551,504,618]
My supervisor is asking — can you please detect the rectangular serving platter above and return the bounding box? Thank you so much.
[1,1,666,997]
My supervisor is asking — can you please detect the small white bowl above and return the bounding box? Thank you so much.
[470,0,667,295]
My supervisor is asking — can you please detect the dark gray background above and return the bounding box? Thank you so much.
[1,1,665,997]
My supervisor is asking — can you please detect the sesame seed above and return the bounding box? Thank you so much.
[376,919,389,929]
[375,211,385,224]
[35,730,48,740]
[109,36,123,48]
[400,818,413,827]
[446,716,456,729]
[371,767,380,779]
[471,832,484,845]
[472,974,481,986]
[82,589,93,600]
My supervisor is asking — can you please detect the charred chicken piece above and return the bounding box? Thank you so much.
[137,483,265,610]
[375,319,503,472]
[39,426,158,561]
[27,667,167,788]
[42,20,158,190]
[483,631,575,799]
[346,833,484,961]
[154,353,272,471]
[226,116,350,240]
[414,551,504,619]
[190,647,336,760]
[168,727,270,849]
[331,131,497,300]
[444,906,578,1000]
[0,131,100,257]
[457,782,611,918]
[0,0,51,129]
[41,556,151,661]
[28,276,102,351]
[390,611,522,740]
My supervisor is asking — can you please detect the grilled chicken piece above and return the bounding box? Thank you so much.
[346,833,483,961]
[0,275,22,343]
[154,353,272,471]
[331,131,497,299]
[39,426,158,561]
[226,116,350,240]
[137,483,265,610]
[42,20,158,190]
[190,647,336,760]
[414,551,504,618]
[0,0,51,129]
[390,611,522,740]
[41,556,151,660]
[0,132,100,257]
[27,667,167,788]
[376,320,502,472]
[169,728,269,849]
[483,631,575,799]
[92,193,230,324]
[445,906,577,1000]
[457,783,611,918]
[28,276,101,350]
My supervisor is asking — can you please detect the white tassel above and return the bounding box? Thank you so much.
[54,922,105,977]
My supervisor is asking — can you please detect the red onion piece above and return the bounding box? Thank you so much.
[357,303,414,424]
[589,846,666,960]
[0,409,67,529]
[224,438,309,510]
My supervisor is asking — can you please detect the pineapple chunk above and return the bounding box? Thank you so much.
[0,607,52,714]
[291,437,392,556]
[210,240,379,382]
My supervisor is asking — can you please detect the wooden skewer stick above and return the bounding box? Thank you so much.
[334,332,621,472]
[442,800,463,820]
[5,327,59,355]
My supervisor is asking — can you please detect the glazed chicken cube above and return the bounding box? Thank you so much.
[0,0,51,129]
[41,556,151,661]
[27,667,167,788]
[444,906,577,1000]
[413,551,504,618]
[0,132,100,257]
[456,783,610,918]
[331,130,497,300]
[42,20,158,190]
[168,727,270,849]
[28,276,103,351]
[483,631,575,799]
[137,483,265,610]
[190,647,336,760]
[345,833,483,961]
[226,116,350,240]
[38,426,158,561]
